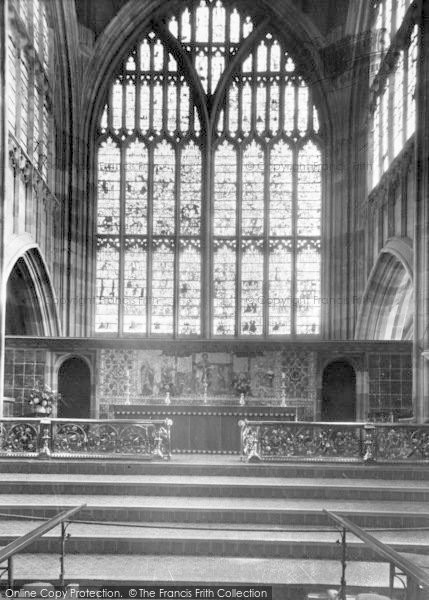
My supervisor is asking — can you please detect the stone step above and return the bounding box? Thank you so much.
[1,457,428,480]
[2,473,429,501]
[4,552,395,598]
[0,494,427,528]
[0,520,428,560]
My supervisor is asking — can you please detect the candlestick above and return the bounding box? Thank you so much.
[280,370,286,407]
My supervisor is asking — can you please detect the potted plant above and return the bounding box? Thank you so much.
[28,383,57,417]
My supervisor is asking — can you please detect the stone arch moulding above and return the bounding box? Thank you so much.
[355,237,413,341]
[4,239,61,337]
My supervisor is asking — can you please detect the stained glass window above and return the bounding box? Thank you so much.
[370,0,417,189]
[7,0,53,184]
[96,2,322,337]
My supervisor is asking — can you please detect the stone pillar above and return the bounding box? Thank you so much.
[0,0,7,417]
[413,1,429,423]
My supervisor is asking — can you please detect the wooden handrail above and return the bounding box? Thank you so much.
[0,504,85,564]
[324,510,429,591]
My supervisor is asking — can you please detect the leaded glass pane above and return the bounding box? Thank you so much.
[41,98,49,180]
[125,141,148,235]
[241,241,263,335]
[140,81,150,134]
[153,82,163,133]
[7,36,17,135]
[269,240,292,334]
[211,50,224,92]
[112,80,122,132]
[179,240,201,335]
[228,82,239,135]
[270,41,280,71]
[393,52,404,157]
[296,241,321,334]
[153,141,175,236]
[256,85,266,134]
[97,140,120,235]
[297,82,308,136]
[33,85,41,165]
[126,80,135,132]
[96,238,120,333]
[284,82,294,134]
[270,142,293,236]
[214,143,236,236]
[242,142,264,236]
[124,240,147,333]
[20,53,29,150]
[33,0,41,56]
[180,142,201,235]
[167,83,177,134]
[180,82,190,132]
[257,42,268,72]
[196,51,209,92]
[372,99,381,188]
[269,82,280,135]
[213,241,236,335]
[151,241,174,334]
[42,3,49,70]
[230,9,240,43]
[213,2,225,43]
[381,86,389,172]
[153,39,164,71]
[242,82,252,134]
[297,142,321,236]
[196,2,209,43]
[407,26,418,139]
[140,39,150,71]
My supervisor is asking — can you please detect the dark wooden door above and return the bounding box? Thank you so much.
[321,360,356,421]
[58,357,91,418]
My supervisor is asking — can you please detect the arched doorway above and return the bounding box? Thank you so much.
[58,357,91,418]
[321,361,356,421]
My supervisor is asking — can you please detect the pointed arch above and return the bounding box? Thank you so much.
[88,0,327,339]
[355,238,413,340]
[5,246,61,337]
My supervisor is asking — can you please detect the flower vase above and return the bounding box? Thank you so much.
[239,393,245,406]
[33,405,48,417]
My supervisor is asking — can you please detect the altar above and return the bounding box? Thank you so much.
[114,403,303,454]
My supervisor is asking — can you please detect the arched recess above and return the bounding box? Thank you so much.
[5,247,60,337]
[321,360,356,421]
[355,239,413,340]
[57,355,91,418]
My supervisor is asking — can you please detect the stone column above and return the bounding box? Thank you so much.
[0,0,7,417]
[413,1,429,423]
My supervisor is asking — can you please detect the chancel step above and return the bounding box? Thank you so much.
[0,456,425,598]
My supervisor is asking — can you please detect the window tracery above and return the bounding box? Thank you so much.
[370,0,417,190]
[96,1,322,337]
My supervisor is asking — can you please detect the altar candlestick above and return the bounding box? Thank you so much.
[280,370,286,407]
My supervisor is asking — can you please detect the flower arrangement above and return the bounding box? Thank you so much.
[232,373,251,397]
[28,383,57,416]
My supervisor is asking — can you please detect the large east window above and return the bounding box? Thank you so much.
[95,1,322,337]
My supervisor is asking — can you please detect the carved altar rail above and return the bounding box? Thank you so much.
[0,418,172,460]
[239,420,429,463]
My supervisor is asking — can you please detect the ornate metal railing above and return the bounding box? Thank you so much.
[0,418,172,460]
[239,420,429,463]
